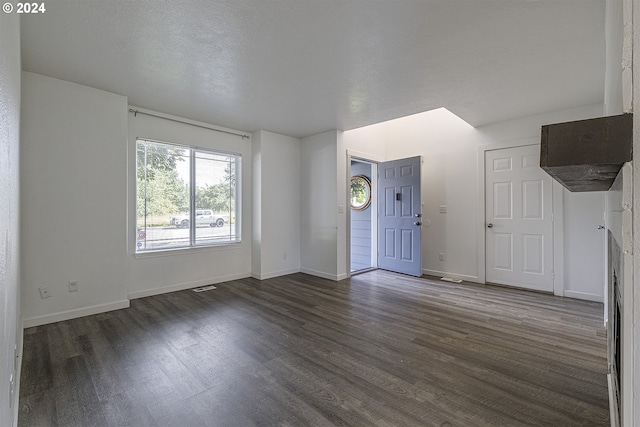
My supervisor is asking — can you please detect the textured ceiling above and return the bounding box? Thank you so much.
[21,0,606,138]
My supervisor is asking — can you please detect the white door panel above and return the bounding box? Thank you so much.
[486,145,553,292]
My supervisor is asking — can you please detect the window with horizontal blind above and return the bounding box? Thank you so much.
[136,138,241,252]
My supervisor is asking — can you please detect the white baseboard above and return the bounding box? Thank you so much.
[422,269,481,284]
[252,268,300,281]
[127,272,251,299]
[564,290,604,303]
[22,300,131,328]
[301,268,340,281]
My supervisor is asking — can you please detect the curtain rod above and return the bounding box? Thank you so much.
[129,108,250,139]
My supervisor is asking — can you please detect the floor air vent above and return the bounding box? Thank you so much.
[193,285,217,292]
[440,277,462,283]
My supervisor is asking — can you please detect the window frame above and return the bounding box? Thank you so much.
[135,137,242,253]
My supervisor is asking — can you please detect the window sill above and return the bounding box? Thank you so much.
[134,240,243,259]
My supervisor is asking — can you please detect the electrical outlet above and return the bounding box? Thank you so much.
[68,280,79,292]
[39,286,51,299]
[439,205,447,214]
[439,253,445,261]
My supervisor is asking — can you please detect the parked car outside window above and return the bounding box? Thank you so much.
[170,210,229,228]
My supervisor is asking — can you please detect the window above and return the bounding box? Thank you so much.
[136,138,240,252]
[350,175,372,210]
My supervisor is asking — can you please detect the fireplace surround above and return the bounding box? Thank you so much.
[605,162,632,427]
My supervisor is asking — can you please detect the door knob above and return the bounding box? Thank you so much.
[487,223,494,228]
[597,225,605,230]
[414,221,422,226]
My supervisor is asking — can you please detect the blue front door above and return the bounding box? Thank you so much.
[378,156,422,276]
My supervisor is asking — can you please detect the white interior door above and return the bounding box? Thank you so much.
[485,145,553,292]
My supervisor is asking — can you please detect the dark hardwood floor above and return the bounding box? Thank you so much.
[18,271,609,426]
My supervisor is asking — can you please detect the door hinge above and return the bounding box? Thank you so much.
[551,270,555,279]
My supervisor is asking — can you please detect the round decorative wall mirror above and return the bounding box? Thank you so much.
[350,175,372,210]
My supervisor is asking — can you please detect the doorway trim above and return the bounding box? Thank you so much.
[346,149,384,279]
[476,138,565,296]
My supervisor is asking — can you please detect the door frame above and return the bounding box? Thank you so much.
[346,150,384,279]
[476,138,565,296]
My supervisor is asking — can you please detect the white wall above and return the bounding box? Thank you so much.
[465,106,606,298]
[127,109,252,298]
[300,130,342,280]
[344,107,488,282]
[473,104,603,143]
[0,12,21,427]
[383,109,479,281]
[343,104,607,301]
[19,73,314,333]
[252,132,263,276]
[630,0,640,423]
[21,72,129,327]
[563,192,606,301]
[251,131,301,280]
[20,74,254,322]
[336,131,348,280]
[605,0,624,115]
[340,122,387,161]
